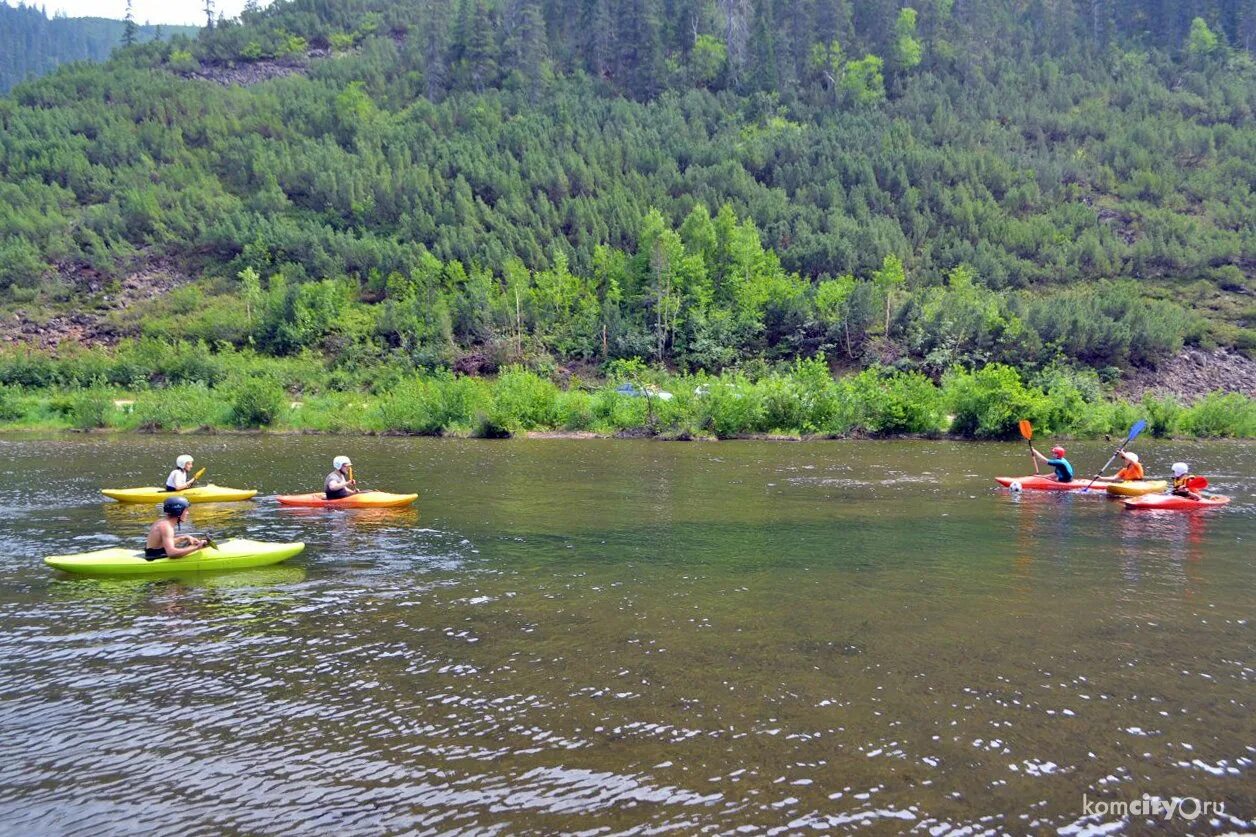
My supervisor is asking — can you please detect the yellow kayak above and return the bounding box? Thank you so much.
[45,539,304,576]
[1105,480,1169,497]
[101,485,259,504]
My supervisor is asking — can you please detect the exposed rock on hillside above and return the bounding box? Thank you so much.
[1117,348,1256,403]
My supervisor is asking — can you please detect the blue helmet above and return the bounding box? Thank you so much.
[163,496,191,516]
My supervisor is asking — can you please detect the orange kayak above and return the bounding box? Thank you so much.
[276,491,418,509]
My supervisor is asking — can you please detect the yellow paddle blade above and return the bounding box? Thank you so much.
[193,467,207,481]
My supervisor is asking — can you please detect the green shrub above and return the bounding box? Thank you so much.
[844,368,944,435]
[697,374,764,438]
[589,389,648,431]
[374,375,486,434]
[471,410,511,438]
[70,389,114,430]
[230,378,285,428]
[1181,392,1256,438]
[943,364,1049,439]
[1105,401,1141,437]
[1142,394,1184,438]
[0,384,28,422]
[489,367,560,431]
[557,389,594,430]
[0,352,59,388]
[288,392,373,432]
[758,374,805,432]
[129,385,224,430]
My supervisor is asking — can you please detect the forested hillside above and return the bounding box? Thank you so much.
[1,0,1253,385]
[0,3,195,92]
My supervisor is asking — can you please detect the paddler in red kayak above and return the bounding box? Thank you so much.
[1171,462,1204,501]
[1030,445,1074,483]
[1105,451,1144,482]
[325,455,362,500]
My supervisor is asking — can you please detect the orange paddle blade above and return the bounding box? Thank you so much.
[1018,420,1033,441]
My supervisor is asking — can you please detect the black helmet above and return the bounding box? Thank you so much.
[163,496,191,516]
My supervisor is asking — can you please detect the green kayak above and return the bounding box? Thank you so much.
[44,539,305,577]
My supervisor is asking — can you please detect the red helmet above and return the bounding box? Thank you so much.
[1051,446,1066,457]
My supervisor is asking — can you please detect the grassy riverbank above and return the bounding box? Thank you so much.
[1,344,1252,440]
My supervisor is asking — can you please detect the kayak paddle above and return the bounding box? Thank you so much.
[1018,420,1039,475]
[1081,419,1147,493]
[191,466,206,486]
[1186,476,1208,491]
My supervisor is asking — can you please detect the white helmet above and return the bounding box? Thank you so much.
[333,456,352,470]
[1172,462,1188,476]
[1123,452,1139,464]
[176,454,194,469]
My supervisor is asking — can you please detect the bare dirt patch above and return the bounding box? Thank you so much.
[180,50,329,87]
[5,258,191,349]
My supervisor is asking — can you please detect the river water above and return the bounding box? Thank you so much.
[0,435,1252,833]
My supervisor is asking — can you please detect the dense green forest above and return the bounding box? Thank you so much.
[0,3,195,92]
[1,0,1253,394]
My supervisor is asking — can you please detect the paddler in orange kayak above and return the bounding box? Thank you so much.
[1030,445,1074,483]
[325,456,362,500]
[1104,451,1144,482]
[1171,462,1204,501]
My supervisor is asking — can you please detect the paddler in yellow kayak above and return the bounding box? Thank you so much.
[325,456,362,500]
[144,497,207,560]
[165,454,199,492]
[1104,451,1144,482]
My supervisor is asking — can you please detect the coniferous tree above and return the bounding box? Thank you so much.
[422,0,451,100]
[467,0,499,92]
[505,0,547,96]
[747,0,778,92]
[579,0,615,77]
[122,0,137,46]
[616,0,662,99]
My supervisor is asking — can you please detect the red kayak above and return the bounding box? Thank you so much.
[995,476,1116,492]
[1123,494,1230,511]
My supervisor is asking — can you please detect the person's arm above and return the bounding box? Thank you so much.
[327,474,347,491]
[162,527,205,558]
[1031,447,1047,463]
